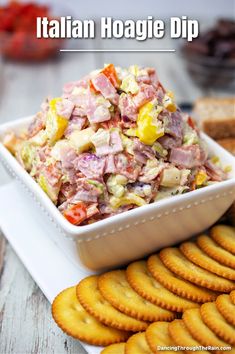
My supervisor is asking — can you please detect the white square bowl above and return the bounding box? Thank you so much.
[0,116,235,271]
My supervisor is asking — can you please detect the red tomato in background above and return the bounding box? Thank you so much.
[0,2,63,61]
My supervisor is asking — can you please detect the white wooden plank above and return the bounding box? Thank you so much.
[0,242,87,354]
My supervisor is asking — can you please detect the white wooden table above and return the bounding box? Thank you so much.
[0,37,202,354]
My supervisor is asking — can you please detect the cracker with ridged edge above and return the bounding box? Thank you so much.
[168,320,208,354]
[216,294,235,326]
[146,322,183,354]
[125,332,153,354]
[51,286,129,346]
[160,248,235,292]
[147,254,217,303]
[101,342,125,354]
[180,241,235,281]
[230,290,235,305]
[200,302,235,346]
[76,276,148,332]
[210,225,235,255]
[197,235,235,269]
[98,270,175,322]
[126,260,199,312]
[183,308,229,348]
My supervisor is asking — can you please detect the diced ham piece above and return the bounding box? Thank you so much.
[205,161,227,182]
[71,179,103,203]
[60,147,77,170]
[56,98,74,119]
[118,94,138,121]
[139,160,164,183]
[86,203,99,218]
[91,73,119,105]
[136,75,152,85]
[104,155,116,174]
[95,130,123,156]
[70,89,95,118]
[38,146,51,163]
[74,153,106,178]
[115,153,141,182]
[133,139,155,164]
[28,112,45,137]
[132,83,156,108]
[164,111,183,140]
[93,105,111,123]
[170,145,207,168]
[136,68,158,86]
[43,164,61,186]
[101,111,122,129]
[147,68,159,87]
[59,182,77,201]
[158,135,182,150]
[59,147,78,183]
[118,84,156,121]
[64,116,87,137]
[63,78,89,95]
[71,92,87,111]
[86,92,111,123]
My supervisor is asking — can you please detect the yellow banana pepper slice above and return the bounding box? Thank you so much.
[195,170,208,186]
[110,192,146,209]
[163,91,177,113]
[136,102,164,145]
[46,98,68,144]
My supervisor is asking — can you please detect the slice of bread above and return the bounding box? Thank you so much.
[194,97,235,139]
[217,138,235,155]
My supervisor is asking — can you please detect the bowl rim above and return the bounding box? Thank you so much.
[0,115,235,237]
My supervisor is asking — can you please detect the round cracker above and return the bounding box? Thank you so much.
[146,321,183,354]
[125,332,153,354]
[51,286,129,346]
[216,294,235,326]
[197,235,235,269]
[200,302,235,345]
[210,225,235,255]
[126,260,199,312]
[76,275,148,332]
[159,248,235,292]
[180,241,235,281]
[168,320,208,354]
[98,270,175,322]
[230,290,235,305]
[101,342,125,354]
[147,254,217,303]
[183,308,229,348]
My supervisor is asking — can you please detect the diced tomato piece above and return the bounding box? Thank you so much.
[187,116,196,130]
[63,202,87,225]
[101,64,120,88]
[191,180,196,190]
[89,79,100,94]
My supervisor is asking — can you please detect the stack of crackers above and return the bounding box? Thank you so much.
[52,224,235,353]
[194,97,235,226]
